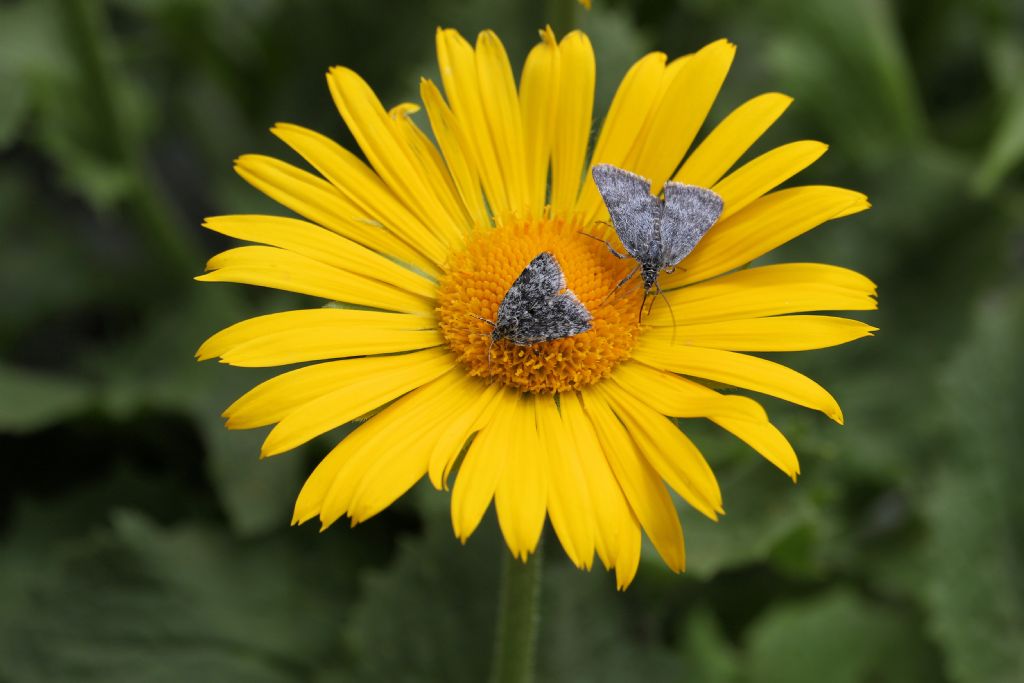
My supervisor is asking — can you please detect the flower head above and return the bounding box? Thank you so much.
[197,28,874,588]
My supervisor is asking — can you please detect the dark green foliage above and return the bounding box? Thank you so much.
[2,0,1022,680]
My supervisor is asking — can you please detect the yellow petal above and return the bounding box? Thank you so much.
[628,39,736,196]
[203,214,437,299]
[198,308,437,366]
[597,382,723,521]
[633,339,844,423]
[326,67,465,251]
[427,380,501,489]
[610,361,766,421]
[535,396,595,570]
[292,370,461,527]
[576,51,667,223]
[558,392,632,571]
[711,415,800,480]
[646,315,877,352]
[436,28,509,215]
[451,387,519,541]
[259,348,455,456]
[674,92,794,187]
[614,511,642,590]
[475,30,530,215]
[663,186,871,288]
[519,27,560,211]
[197,246,435,315]
[346,371,480,523]
[269,123,454,264]
[388,103,472,237]
[713,141,829,220]
[651,262,878,325]
[495,395,547,560]
[419,78,490,227]
[233,154,439,276]
[550,31,595,213]
[582,390,686,573]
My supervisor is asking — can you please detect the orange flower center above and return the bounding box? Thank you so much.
[436,216,643,393]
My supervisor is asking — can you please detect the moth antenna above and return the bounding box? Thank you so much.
[654,281,677,344]
[639,290,649,323]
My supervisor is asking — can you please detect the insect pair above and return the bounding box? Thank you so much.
[482,164,724,348]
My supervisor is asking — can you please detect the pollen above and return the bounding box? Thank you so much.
[437,216,643,393]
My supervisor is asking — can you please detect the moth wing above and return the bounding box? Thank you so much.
[660,182,724,267]
[592,164,663,260]
[512,289,593,344]
[496,252,572,342]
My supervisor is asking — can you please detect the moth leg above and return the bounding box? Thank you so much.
[601,264,641,304]
[577,231,629,260]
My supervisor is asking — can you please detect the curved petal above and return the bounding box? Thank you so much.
[627,39,735,195]
[674,92,793,187]
[519,27,560,211]
[233,154,439,276]
[535,395,596,569]
[550,31,595,212]
[436,28,510,215]
[292,369,465,527]
[197,246,435,315]
[259,348,455,456]
[581,389,686,573]
[559,392,633,573]
[427,380,502,489]
[198,308,428,360]
[346,371,484,523]
[494,395,547,560]
[710,415,800,480]
[663,186,871,288]
[388,103,472,234]
[475,30,530,214]
[327,67,465,250]
[646,315,877,352]
[610,361,766,420]
[713,141,828,220]
[652,263,877,325]
[633,339,844,423]
[597,382,722,521]
[451,387,519,541]
[576,51,667,223]
[203,214,437,299]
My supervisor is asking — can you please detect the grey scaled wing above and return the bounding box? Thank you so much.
[592,163,663,261]
[494,252,592,345]
[660,181,724,266]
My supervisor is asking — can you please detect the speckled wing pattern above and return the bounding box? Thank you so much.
[661,181,724,266]
[493,252,592,345]
[591,163,663,262]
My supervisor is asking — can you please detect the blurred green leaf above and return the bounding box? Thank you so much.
[85,289,304,537]
[759,0,927,165]
[744,589,938,683]
[678,607,740,683]
[0,508,361,682]
[675,447,826,580]
[924,286,1024,683]
[974,82,1024,194]
[342,509,500,683]
[0,364,92,434]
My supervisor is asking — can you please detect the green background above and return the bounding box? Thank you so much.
[2,0,1022,680]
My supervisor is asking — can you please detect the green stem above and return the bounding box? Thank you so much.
[59,0,199,277]
[490,542,544,683]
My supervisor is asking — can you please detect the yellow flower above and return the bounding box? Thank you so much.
[196,28,874,588]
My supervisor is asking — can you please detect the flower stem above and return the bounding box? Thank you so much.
[490,541,544,683]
